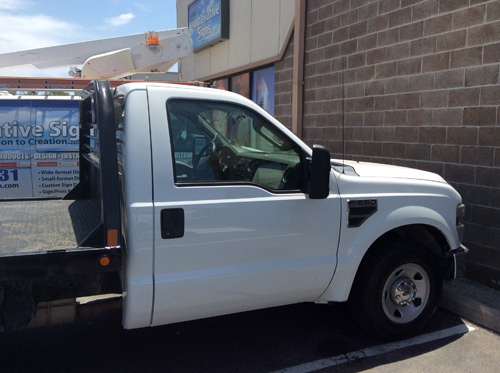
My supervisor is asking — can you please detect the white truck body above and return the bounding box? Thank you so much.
[0,80,467,339]
[115,82,465,333]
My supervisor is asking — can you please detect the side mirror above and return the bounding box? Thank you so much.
[309,145,331,199]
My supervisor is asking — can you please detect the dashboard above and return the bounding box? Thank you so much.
[214,146,301,190]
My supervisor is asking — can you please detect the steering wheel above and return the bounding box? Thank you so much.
[279,162,303,190]
[192,141,216,168]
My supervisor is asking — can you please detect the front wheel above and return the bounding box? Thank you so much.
[349,239,442,340]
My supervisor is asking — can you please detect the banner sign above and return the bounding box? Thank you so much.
[0,99,80,199]
[251,66,275,115]
[188,0,229,52]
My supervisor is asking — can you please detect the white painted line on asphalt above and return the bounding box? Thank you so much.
[271,323,475,373]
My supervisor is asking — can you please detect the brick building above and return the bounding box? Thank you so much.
[177,0,500,290]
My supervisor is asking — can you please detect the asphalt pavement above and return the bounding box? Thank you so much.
[1,277,499,372]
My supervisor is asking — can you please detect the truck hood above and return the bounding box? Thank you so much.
[332,159,447,183]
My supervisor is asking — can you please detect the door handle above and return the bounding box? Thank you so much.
[161,208,184,239]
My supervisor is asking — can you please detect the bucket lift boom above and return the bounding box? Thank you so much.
[0,28,192,79]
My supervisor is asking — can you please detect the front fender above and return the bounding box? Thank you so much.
[318,200,460,303]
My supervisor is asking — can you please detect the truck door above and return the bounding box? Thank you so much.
[148,88,341,326]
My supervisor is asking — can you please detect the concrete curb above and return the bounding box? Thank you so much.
[439,278,500,334]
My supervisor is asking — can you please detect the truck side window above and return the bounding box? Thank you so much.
[167,99,304,192]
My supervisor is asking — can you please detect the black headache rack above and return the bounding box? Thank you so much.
[76,79,121,250]
[0,81,122,328]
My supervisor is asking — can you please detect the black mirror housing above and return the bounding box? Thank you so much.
[309,145,331,199]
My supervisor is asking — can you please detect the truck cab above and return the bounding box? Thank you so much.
[115,82,341,329]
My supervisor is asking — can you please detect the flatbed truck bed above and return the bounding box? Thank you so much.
[0,81,123,330]
[0,196,121,330]
[0,199,100,256]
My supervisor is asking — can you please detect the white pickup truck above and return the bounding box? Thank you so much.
[0,80,468,339]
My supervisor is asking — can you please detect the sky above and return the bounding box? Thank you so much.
[0,0,180,77]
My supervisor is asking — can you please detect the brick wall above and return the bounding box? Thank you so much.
[275,38,294,131]
[275,0,500,289]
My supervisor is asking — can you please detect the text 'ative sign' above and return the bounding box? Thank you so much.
[0,99,80,199]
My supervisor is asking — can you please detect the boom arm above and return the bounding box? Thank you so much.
[0,28,192,79]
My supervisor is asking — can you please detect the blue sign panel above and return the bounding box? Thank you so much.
[188,0,229,52]
[0,99,80,199]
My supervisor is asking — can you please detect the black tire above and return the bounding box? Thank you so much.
[349,238,442,340]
